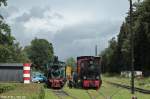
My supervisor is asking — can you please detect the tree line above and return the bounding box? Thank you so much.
[0,0,54,72]
[101,0,150,76]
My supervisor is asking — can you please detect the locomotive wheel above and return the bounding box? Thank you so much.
[68,80,73,88]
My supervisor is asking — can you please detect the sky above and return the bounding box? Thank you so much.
[0,0,129,60]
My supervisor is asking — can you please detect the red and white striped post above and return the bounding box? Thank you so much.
[23,63,31,84]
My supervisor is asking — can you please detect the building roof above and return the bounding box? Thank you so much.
[0,63,23,67]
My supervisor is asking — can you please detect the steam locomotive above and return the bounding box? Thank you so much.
[47,56,66,88]
[74,56,102,89]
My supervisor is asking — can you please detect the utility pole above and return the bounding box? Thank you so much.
[95,45,98,56]
[129,0,135,94]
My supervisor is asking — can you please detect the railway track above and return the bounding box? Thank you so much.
[106,81,150,94]
[86,90,98,99]
[52,89,78,99]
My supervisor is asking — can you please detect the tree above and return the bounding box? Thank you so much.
[0,0,14,46]
[101,37,119,73]
[0,0,7,7]
[0,0,14,63]
[25,38,54,70]
[101,0,150,76]
[133,0,150,74]
[0,0,29,63]
[66,57,76,71]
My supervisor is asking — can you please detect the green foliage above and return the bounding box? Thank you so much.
[0,45,12,62]
[0,18,14,46]
[0,0,29,63]
[25,38,54,71]
[101,37,120,73]
[101,0,150,75]
[66,57,76,66]
[0,0,7,20]
[0,0,7,7]
[0,44,30,63]
[66,57,76,71]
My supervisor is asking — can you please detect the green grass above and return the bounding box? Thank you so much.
[1,81,150,99]
[64,86,90,99]
[63,82,150,99]
[0,83,17,94]
[0,83,45,99]
[44,80,150,99]
[102,75,150,90]
[99,81,150,99]
[44,89,58,99]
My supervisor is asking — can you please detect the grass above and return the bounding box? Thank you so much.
[102,75,150,90]
[40,80,150,99]
[44,89,58,99]
[0,83,17,94]
[0,79,150,99]
[44,78,150,99]
[99,81,150,99]
[64,85,90,99]
[64,82,150,99]
[0,83,45,99]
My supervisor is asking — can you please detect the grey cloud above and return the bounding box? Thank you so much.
[14,6,47,22]
[0,6,19,18]
[53,20,122,60]
[54,20,120,43]
[11,22,34,46]
[15,6,63,23]
[50,12,63,19]
[10,6,64,46]
[15,13,31,22]
[2,0,129,60]
[30,6,47,18]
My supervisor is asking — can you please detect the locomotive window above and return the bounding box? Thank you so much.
[90,61,93,64]
[81,63,84,68]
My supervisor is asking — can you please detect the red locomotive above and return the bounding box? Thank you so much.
[74,56,102,89]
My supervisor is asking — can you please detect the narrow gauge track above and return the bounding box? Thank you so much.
[86,90,97,99]
[106,81,150,94]
[52,89,78,99]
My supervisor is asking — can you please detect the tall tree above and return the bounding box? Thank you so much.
[101,0,150,75]
[25,38,54,70]
[0,0,29,63]
[133,0,150,74]
[101,37,119,73]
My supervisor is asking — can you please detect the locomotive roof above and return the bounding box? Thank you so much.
[77,56,100,59]
[50,62,66,67]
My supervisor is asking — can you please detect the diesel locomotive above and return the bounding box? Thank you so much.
[75,56,102,89]
[47,56,66,88]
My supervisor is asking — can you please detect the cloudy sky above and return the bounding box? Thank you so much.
[0,0,129,60]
